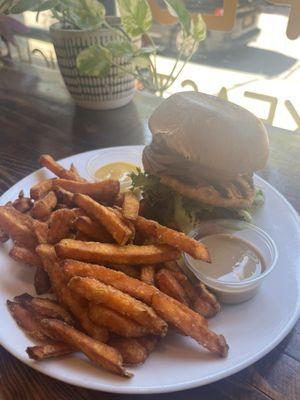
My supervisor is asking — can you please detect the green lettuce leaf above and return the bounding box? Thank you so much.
[130,170,265,230]
[253,188,265,206]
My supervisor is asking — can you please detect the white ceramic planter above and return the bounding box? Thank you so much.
[50,18,136,110]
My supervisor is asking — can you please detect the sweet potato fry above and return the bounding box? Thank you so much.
[15,293,75,325]
[63,260,221,336]
[63,260,158,305]
[13,292,33,303]
[32,220,49,244]
[40,319,131,377]
[70,163,86,182]
[69,277,167,337]
[192,296,219,319]
[107,264,139,279]
[109,336,148,365]
[75,232,90,241]
[134,216,211,262]
[39,154,86,182]
[163,260,181,272]
[140,264,156,285]
[7,300,48,341]
[137,335,158,354]
[0,206,37,248]
[54,179,119,203]
[89,303,149,338]
[192,282,221,318]
[30,179,54,200]
[30,297,75,325]
[168,271,194,296]
[151,292,228,357]
[31,191,57,220]
[55,203,68,210]
[34,266,51,295]
[36,244,108,342]
[27,342,74,360]
[167,271,220,318]
[122,192,140,221]
[12,191,33,213]
[110,207,136,242]
[114,193,125,207]
[56,239,181,265]
[9,245,41,268]
[47,208,77,244]
[74,216,114,243]
[69,208,87,219]
[155,269,189,306]
[54,186,74,207]
[74,194,132,245]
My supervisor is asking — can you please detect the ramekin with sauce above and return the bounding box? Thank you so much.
[86,148,142,190]
[184,219,278,304]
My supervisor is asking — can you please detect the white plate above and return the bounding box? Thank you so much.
[0,146,299,394]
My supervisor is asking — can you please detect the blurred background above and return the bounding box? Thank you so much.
[1,0,299,132]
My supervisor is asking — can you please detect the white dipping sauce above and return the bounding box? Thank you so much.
[184,220,277,304]
[192,233,266,284]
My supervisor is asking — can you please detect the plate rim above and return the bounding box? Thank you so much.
[0,145,299,394]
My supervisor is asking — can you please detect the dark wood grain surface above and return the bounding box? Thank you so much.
[0,60,299,400]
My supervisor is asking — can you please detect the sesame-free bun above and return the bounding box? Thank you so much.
[148,92,269,181]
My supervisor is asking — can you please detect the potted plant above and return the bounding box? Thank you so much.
[76,0,206,97]
[2,0,206,108]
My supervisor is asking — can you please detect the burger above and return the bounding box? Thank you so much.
[130,92,269,231]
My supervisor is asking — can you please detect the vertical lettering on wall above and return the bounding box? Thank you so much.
[266,0,300,39]
[285,100,300,132]
[244,92,278,125]
[181,80,199,92]
[218,87,229,100]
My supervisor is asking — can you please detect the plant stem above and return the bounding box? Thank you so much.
[109,59,150,89]
[171,42,197,83]
[161,40,186,92]
[102,20,129,40]
[144,33,159,92]
[161,40,197,92]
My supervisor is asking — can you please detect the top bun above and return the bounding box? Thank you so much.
[148,92,269,180]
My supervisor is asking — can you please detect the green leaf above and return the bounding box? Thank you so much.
[0,1,17,14]
[104,38,153,72]
[164,0,191,36]
[174,194,195,233]
[191,14,206,42]
[115,63,134,78]
[7,0,40,13]
[253,188,265,206]
[105,40,153,67]
[236,209,252,223]
[66,0,105,30]
[33,0,59,11]
[132,55,150,69]
[138,46,155,56]
[118,0,152,37]
[106,40,135,58]
[76,45,112,77]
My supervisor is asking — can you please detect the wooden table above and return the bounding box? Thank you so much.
[0,61,299,400]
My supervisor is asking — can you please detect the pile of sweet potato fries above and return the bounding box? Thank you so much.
[0,154,228,378]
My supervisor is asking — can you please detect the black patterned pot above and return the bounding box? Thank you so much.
[50,17,136,110]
